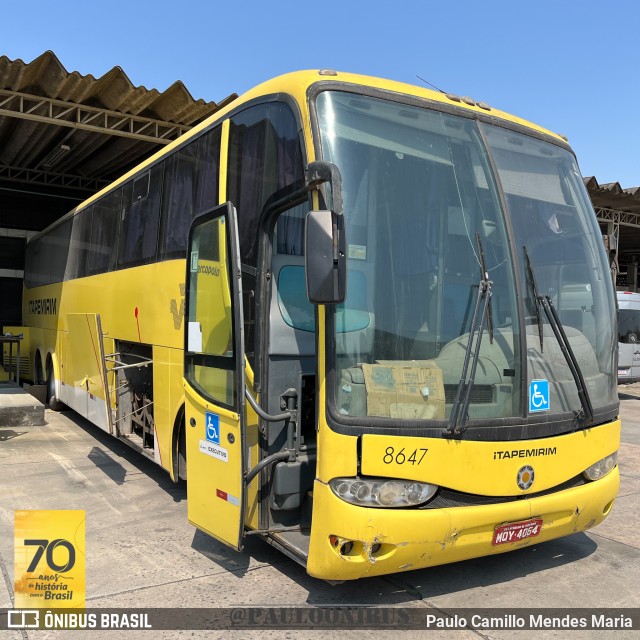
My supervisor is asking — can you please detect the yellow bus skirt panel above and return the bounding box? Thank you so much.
[306,468,619,581]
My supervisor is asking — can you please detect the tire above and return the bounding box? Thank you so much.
[46,359,64,411]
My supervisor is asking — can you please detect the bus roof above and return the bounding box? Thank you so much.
[248,70,565,141]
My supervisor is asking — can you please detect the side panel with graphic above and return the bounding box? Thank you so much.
[184,203,246,550]
[63,314,113,432]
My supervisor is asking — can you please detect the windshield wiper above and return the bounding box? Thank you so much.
[523,246,544,352]
[444,234,493,437]
[477,233,494,344]
[523,248,594,426]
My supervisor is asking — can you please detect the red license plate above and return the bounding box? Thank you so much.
[492,518,543,545]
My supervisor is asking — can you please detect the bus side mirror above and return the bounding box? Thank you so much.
[305,210,346,304]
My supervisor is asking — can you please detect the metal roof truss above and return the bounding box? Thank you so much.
[0,88,190,145]
[0,162,108,193]
[595,206,640,228]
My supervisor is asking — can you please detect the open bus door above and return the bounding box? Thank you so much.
[183,203,247,550]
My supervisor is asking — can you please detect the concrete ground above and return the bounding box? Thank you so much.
[1,388,639,640]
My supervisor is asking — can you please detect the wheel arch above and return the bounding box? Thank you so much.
[45,349,61,380]
[45,349,64,410]
[171,401,186,483]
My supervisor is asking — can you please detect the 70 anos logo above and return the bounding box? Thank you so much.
[25,539,76,573]
[14,510,85,608]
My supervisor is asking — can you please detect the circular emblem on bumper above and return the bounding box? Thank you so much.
[517,465,535,490]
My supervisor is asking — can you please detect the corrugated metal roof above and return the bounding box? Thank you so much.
[0,51,236,192]
[584,176,640,215]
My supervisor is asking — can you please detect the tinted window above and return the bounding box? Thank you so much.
[132,173,150,201]
[160,127,221,259]
[66,207,93,279]
[87,189,121,274]
[119,163,163,267]
[227,102,304,267]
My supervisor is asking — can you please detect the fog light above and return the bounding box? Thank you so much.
[329,477,437,507]
[583,452,618,481]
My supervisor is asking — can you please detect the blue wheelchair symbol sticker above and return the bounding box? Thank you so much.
[205,412,220,444]
[529,380,550,413]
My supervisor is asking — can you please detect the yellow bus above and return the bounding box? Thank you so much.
[12,70,619,580]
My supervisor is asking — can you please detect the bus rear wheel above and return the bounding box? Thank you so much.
[34,351,45,385]
[46,359,64,411]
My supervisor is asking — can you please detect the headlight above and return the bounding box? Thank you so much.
[329,477,438,507]
[583,452,618,481]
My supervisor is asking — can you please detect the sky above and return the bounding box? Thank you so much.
[2,0,639,186]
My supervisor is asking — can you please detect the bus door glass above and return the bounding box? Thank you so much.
[183,202,247,550]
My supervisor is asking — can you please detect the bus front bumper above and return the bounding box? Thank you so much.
[306,468,619,580]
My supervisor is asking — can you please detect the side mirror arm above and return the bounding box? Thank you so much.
[305,161,343,216]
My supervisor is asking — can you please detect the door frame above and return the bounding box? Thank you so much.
[183,201,247,549]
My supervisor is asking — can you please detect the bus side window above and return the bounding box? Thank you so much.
[160,127,221,260]
[227,102,304,365]
[118,163,163,267]
[87,189,121,275]
[65,206,92,280]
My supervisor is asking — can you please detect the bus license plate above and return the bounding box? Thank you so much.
[492,518,543,545]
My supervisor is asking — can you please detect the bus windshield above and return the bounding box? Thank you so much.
[315,90,617,430]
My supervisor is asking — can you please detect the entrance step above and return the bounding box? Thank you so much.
[0,382,45,427]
